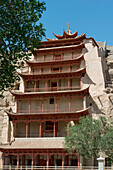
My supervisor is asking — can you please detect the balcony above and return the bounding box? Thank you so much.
[18,108,82,114]
[35,54,81,63]
[25,86,80,93]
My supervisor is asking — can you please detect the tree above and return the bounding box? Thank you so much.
[0,0,46,95]
[64,116,113,162]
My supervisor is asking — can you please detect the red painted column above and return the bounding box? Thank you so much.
[28,123,30,137]
[31,155,34,167]
[13,121,15,137]
[17,155,19,168]
[46,154,49,169]
[71,52,73,59]
[69,97,71,112]
[57,80,59,91]
[42,122,44,137]
[26,123,28,138]
[53,121,56,137]
[34,80,36,92]
[62,154,64,169]
[55,98,57,113]
[42,100,44,113]
[68,78,70,90]
[45,80,48,92]
[55,122,58,137]
[2,154,5,168]
[16,99,18,113]
[29,98,31,113]
[78,155,80,167]
[39,122,42,137]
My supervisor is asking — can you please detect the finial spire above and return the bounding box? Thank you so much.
[68,22,70,31]
[67,22,72,35]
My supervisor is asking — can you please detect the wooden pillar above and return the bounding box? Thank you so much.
[46,154,49,169]
[39,122,42,137]
[43,55,45,61]
[42,100,44,113]
[78,155,80,167]
[29,98,31,113]
[23,155,25,166]
[26,122,28,138]
[13,121,15,137]
[31,155,34,166]
[2,154,5,168]
[55,122,58,137]
[42,122,44,137]
[69,97,71,112]
[16,100,18,113]
[28,123,30,137]
[71,52,73,59]
[55,98,57,112]
[17,154,19,168]
[45,80,48,92]
[62,154,64,169]
[68,78,70,90]
[57,80,59,90]
[52,54,54,61]
[61,53,64,60]
[65,155,69,166]
[34,80,36,92]
[53,121,56,137]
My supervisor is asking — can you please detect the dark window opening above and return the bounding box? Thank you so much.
[52,67,60,72]
[50,98,54,104]
[45,121,53,130]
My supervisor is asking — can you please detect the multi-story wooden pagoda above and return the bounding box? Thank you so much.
[0,26,90,168]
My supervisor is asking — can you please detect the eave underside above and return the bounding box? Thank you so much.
[6,108,89,121]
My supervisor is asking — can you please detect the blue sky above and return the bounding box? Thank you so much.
[40,0,113,45]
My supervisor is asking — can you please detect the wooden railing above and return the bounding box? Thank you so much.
[35,54,81,63]
[2,165,113,170]
[18,108,82,114]
[31,69,80,75]
[25,86,80,92]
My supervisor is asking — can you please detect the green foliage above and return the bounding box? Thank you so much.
[64,116,113,161]
[0,0,46,94]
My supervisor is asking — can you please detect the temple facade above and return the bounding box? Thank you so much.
[0,26,108,168]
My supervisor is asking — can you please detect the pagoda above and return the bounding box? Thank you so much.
[0,25,90,169]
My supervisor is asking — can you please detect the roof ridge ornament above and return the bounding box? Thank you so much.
[66,22,72,35]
